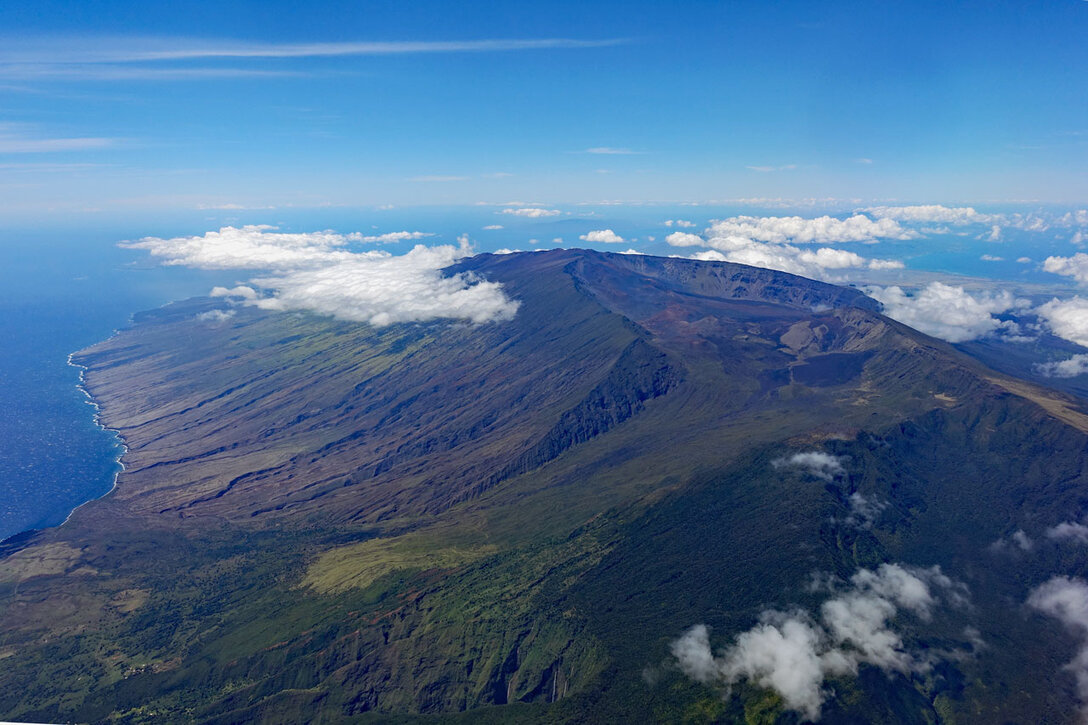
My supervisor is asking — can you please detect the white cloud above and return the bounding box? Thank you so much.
[843,492,888,529]
[482,224,504,230]
[706,214,912,245]
[408,175,469,182]
[356,231,434,244]
[673,564,967,720]
[990,529,1035,553]
[673,234,902,282]
[0,38,626,82]
[0,123,116,153]
[1036,354,1088,378]
[663,215,909,282]
[861,205,994,226]
[663,219,696,228]
[1047,521,1088,544]
[1036,297,1088,347]
[746,164,798,172]
[501,207,561,218]
[126,226,519,326]
[196,309,235,323]
[773,452,845,481]
[1044,254,1088,284]
[1012,530,1035,551]
[865,282,1021,343]
[980,254,1003,262]
[122,225,354,270]
[665,231,705,247]
[1017,257,1032,264]
[580,229,624,244]
[583,147,642,155]
[620,248,644,255]
[1028,577,1088,719]
[210,285,258,300]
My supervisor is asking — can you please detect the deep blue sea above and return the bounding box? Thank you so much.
[0,205,1075,542]
[0,227,232,541]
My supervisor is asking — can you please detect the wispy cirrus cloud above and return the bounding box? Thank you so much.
[580,146,644,155]
[0,37,626,63]
[0,36,626,82]
[746,164,798,172]
[0,124,116,153]
[408,175,470,183]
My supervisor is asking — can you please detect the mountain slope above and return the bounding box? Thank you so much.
[3,249,1088,723]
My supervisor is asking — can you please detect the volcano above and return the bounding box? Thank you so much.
[3,249,1088,723]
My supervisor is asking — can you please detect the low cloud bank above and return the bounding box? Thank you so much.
[664,214,909,282]
[672,564,968,721]
[861,205,993,226]
[706,214,912,245]
[124,225,519,326]
[865,282,1023,343]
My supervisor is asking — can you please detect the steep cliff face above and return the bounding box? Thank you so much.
[3,250,1088,723]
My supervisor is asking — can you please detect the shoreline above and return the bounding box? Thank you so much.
[59,351,129,530]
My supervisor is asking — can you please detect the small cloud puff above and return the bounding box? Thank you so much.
[1028,577,1088,719]
[672,564,968,721]
[196,309,235,323]
[126,227,519,327]
[1036,354,1088,378]
[482,224,504,230]
[866,282,1023,343]
[580,229,625,244]
[843,492,888,529]
[1046,520,1088,544]
[664,219,696,228]
[773,451,846,481]
[501,207,561,218]
[990,529,1034,553]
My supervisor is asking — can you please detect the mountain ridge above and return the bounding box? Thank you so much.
[3,249,1088,723]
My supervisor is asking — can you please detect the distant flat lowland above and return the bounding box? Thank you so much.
[3,249,1088,723]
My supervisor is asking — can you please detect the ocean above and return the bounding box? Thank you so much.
[0,228,231,541]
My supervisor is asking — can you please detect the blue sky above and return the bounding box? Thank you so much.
[1,0,1086,220]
